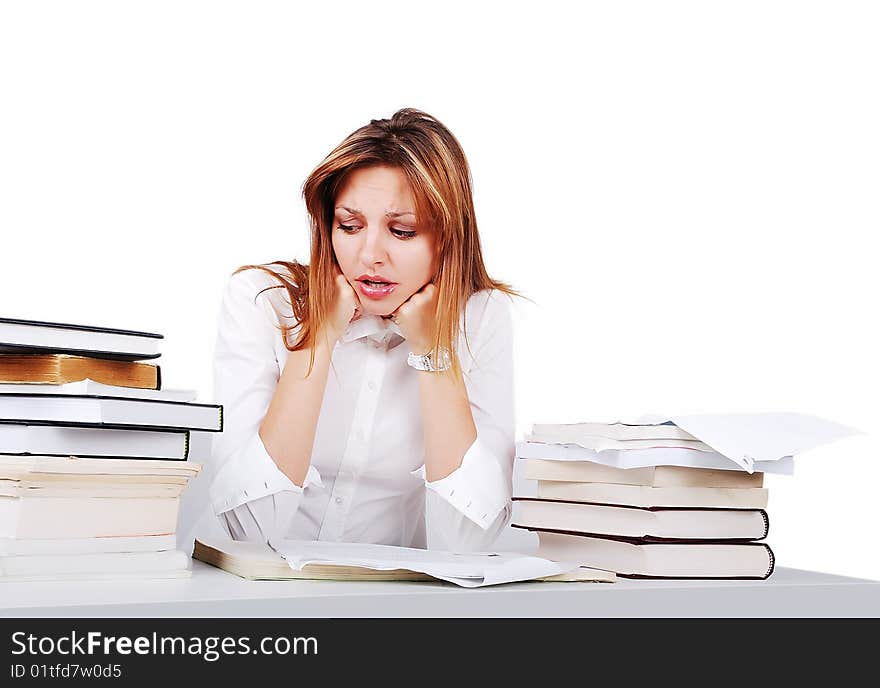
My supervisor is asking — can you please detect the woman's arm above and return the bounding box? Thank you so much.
[209,271,318,542]
[259,338,334,488]
[416,364,477,482]
[209,270,357,542]
[413,290,516,551]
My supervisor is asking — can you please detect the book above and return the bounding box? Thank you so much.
[0,393,222,432]
[0,354,160,389]
[0,423,195,460]
[193,537,617,583]
[0,494,180,539]
[0,380,197,402]
[0,316,162,361]
[0,481,186,498]
[531,421,698,442]
[0,455,202,478]
[535,479,769,509]
[525,432,715,452]
[516,440,794,474]
[0,533,176,556]
[0,549,190,581]
[521,458,764,488]
[513,498,769,541]
[515,526,775,579]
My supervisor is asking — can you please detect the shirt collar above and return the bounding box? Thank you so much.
[339,313,406,348]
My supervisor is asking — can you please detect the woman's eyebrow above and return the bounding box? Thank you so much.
[336,205,415,218]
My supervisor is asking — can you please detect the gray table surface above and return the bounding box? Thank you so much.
[2,561,879,617]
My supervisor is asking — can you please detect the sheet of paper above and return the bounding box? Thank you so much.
[634,412,862,472]
[267,539,584,588]
[516,440,795,474]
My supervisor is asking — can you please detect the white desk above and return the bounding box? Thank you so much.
[2,561,879,617]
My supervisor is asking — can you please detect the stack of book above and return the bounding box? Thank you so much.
[511,421,777,580]
[0,316,221,581]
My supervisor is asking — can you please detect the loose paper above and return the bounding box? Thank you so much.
[267,539,584,588]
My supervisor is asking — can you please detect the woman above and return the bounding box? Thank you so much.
[207,108,522,552]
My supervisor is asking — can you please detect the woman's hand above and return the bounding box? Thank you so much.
[321,270,361,346]
[390,282,438,355]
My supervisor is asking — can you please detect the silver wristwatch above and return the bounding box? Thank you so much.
[407,347,452,372]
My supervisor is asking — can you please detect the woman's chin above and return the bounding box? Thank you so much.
[359,302,396,318]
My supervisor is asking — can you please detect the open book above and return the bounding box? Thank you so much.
[193,537,616,585]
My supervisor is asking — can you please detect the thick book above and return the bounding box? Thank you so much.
[0,393,222,432]
[192,538,617,583]
[0,494,180,539]
[0,423,197,460]
[521,458,764,488]
[531,422,698,442]
[512,497,769,541]
[0,455,202,478]
[0,354,160,389]
[0,380,196,402]
[0,316,162,361]
[514,525,775,580]
[0,533,176,556]
[0,481,187,499]
[0,549,190,581]
[535,479,769,509]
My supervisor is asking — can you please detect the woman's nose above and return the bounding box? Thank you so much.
[359,226,388,264]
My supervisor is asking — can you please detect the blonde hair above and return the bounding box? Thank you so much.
[238,107,524,380]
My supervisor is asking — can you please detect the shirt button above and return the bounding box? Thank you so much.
[367,380,376,391]
[335,496,344,504]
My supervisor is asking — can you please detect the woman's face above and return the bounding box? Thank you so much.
[332,165,437,317]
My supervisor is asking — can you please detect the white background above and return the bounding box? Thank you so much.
[1,2,877,580]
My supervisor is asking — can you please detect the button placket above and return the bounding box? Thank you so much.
[318,337,388,541]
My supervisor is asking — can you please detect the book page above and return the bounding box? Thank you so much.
[267,539,584,588]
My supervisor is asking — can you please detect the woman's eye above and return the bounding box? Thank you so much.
[338,223,416,240]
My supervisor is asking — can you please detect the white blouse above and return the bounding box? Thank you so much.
[204,267,516,552]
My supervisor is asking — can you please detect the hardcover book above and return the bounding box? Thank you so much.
[512,497,769,541]
[0,354,160,389]
[0,316,162,361]
[514,525,775,580]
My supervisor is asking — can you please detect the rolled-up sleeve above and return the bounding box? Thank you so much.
[209,271,322,542]
[419,290,516,552]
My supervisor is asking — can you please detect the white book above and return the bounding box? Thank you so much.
[516,440,795,474]
[0,316,162,360]
[525,527,775,579]
[0,482,186,499]
[0,380,196,402]
[0,533,176,556]
[525,432,715,452]
[512,498,769,541]
[0,393,221,432]
[534,480,769,509]
[531,422,698,442]
[0,423,191,460]
[193,538,617,583]
[0,548,190,581]
[520,458,765,488]
[0,494,180,539]
[0,455,202,478]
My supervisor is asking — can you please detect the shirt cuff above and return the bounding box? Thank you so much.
[210,431,324,515]
[410,436,510,529]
